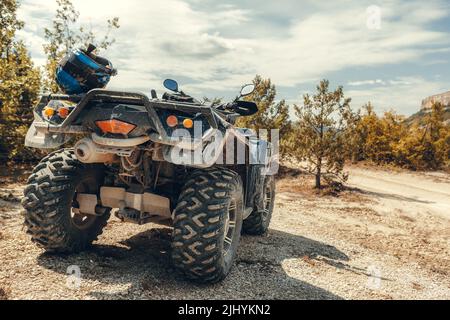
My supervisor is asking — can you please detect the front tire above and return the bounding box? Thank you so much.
[172,167,243,283]
[22,149,110,253]
[242,175,275,235]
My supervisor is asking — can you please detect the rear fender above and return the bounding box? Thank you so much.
[25,122,71,149]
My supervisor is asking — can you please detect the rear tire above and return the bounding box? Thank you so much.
[21,149,110,253]
[172,167,243,283]
[243,175,275,235]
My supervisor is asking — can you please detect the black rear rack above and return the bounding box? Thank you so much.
[37,89,219,144]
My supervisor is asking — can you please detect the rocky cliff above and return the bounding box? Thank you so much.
[409,91,450,126]
[421,91,450,110]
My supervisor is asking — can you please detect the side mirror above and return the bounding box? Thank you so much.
[240,84,255,97]
[233,101,258,116]
[163,79,179,92]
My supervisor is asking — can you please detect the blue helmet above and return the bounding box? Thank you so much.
[56,44,117,94]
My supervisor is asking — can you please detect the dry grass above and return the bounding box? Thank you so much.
[347,161,406,173]
[277,172,371,204]
[338,190,373,204]
[348,161,450,177]
[277,177,315,196]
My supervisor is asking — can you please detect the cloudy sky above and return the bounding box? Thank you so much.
[16,0,450,116]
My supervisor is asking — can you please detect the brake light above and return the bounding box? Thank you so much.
[58,107,70,118]
[166,115,178,128]
[95,119,136,135]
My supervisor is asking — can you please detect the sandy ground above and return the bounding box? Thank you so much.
[0,166,449,300]
[348,166,450,220]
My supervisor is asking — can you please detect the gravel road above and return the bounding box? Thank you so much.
[0,166,449,300]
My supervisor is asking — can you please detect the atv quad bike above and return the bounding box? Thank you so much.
[22,79,276,283]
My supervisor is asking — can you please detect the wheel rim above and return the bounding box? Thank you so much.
[262,183,273,221]
[223,200,237,256]
[70,179,97,230]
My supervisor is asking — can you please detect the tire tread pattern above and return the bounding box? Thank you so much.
[22,149,110,253]
[242,175,275,235]
[172,167,243,283]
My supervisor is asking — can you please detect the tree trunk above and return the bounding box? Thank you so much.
[316,123,324,189]
[315,159,322,189]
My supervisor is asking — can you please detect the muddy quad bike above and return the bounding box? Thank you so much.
[22,79,276,283]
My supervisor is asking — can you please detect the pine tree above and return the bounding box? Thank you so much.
[293,80,353,189]
[0,0,24,53]
[43,0,120,92]
[393,102,450,170]
[236,75,291,156]
[0,0,41,161]
[429,102,450,168]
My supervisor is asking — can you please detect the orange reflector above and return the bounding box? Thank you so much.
[166,115,178,128]
[43,107,55,118]
[95,119,136,135]
[58,108,70,118]
[183,118,194,129]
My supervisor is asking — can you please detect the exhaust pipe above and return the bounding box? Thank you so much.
[74,138,117,163]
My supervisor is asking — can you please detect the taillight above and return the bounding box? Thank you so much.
[166,115,179,128]
[95,119,136,135]
[182,118,194,129]
[58,107,70,118]
[42,101,74,121]
[165,115,195,129]
[43,107,55,118]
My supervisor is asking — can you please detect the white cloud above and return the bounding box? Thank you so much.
[348,79,387,86]
[347,77,448,114]
[348,77,422,87]
[15,0,450,114]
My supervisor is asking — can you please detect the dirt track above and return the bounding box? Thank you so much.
[0,166,449,300]
[348,166,450,219]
